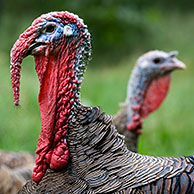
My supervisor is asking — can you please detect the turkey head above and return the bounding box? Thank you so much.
[10,11,91,182]
[126,50,186,134]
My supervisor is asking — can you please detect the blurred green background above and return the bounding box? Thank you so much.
[0,0,194,156]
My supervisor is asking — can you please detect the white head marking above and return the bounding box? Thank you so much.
[140,60,149,69]
[64,25,73,36]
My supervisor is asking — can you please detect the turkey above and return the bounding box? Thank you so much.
[113,50,185,152]
[10,11,194,193]
[0,151,35,194]
[0,163,33,194]
[0,150,35,169]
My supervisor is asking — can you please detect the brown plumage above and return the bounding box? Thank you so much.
[19,107,194,193]
[0,151,35,194]
[0,151,35,169]
[113,105,138,152]
[0,164,24,194]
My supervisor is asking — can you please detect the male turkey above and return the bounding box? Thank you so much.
[113,50,185,152]
[10,11,194,193]
[0,151,34,194]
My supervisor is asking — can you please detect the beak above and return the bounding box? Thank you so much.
[167,51,186,70]
[25,41,47,56]
[171,58,186,70]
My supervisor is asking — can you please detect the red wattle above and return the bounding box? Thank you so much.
[32,55,60,182]
[140,74,171,118]
[32,39,79,182]
[50,140,69,170]
[32,168,44,183]
[126,120,142,134]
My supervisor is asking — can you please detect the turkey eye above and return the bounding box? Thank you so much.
[45,25,55,33]
[153,57,163,64]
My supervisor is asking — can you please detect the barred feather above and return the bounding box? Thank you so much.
[19,106,194,193]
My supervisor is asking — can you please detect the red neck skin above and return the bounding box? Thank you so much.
[32,40,79,183]
[126,74,170,135]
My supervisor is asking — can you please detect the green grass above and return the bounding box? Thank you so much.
[1,50,194,157]
[0,12,194,157]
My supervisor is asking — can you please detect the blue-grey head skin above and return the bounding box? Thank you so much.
[27,14,86,56]
[126,50,185,134]
[34,23,79,48]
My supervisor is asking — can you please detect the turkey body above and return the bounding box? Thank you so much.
[0,151,34,194]
[0,151,35,169]
[19,107,194,193]
[113,105,138,152]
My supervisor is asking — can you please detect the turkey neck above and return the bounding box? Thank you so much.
[125,65,170,135]
[113,67,151,152]
[35,41,81,152]
[125,66,150,134]
[113,105,139,152]
[32,37,89,182]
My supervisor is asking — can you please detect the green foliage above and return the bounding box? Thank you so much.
[2,0,194,63]
[0,3,194,156]
[0,0,170,62]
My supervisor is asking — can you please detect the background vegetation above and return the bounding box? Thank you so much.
[0,0,194,156]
